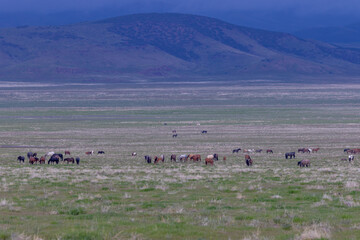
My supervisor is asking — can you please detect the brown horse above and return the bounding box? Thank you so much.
[190,154,201,162]
[154,156,163,164]
[65,151,71,155]
[205,158,214,165]
[29,157,39,164]
[266,149,273,154]
[312,148,320,153]
[64,157,75,164]
[223,156,226,161]
[39,156,46,164]
[245,154,253,166]
[85,151,93,155]
[170,154,176,162]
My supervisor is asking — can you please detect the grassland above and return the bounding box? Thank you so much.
[1,81,360,239]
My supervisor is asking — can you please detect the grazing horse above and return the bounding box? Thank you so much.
[213,154,219,161]
[76,157,80,165]
[27,152,35,159]
[97,151,105,154]
[312,148,320,153]
[344,148,351,152]
[298,159,310,167]
[205,158,214,165]
[85,151,94,155]
[29,157,39,164]
[53,153,63,161]
[39,156,46,164]
[201,130,208,134]
[349,155,355,162]
[154,156,163,164]
[65,151,71,155]
[298,148,310,153]
[170,154,176,162]
[144,155,152,164]
[255,149,262,153]
[285,152,296,159]
[266,149,273,154]
[48,155,59,164]
[132,152,137,156]
[17,156,25,163]
[232,148,241,153]
[245,155,253,166]
[190,154,201,162]
[179,154,188,162]
[172,134,178,138]
[64,157,75,164]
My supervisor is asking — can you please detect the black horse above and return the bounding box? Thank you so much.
[144,155,152,164]
[201,130,207,134]
[172,134,178,138]
[232,148,241,153]
[285,152,296,159]
[17,156,25,163]
[53,153,63,161]
[213,153,219,161]
[98,151,105,154]
[48,155,60,164]
[76,157,80,165]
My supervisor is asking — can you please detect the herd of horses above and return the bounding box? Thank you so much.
[144,153,221,165]
[17,151,82,165]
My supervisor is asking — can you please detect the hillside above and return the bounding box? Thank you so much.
[1,13,360,82]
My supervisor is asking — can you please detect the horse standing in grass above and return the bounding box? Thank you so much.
[29,157,39,164]
[170,154,176,162]
[266,149,273,154]
[64,157,75,164]
[298,159,310,167]
[17,156,25,163]
[245,155,253,166]
[205,158,214,165]
[39,156,46,164]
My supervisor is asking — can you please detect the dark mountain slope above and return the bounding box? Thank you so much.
[0,13,360,82]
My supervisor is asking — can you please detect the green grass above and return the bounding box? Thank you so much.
[1,82,360,239]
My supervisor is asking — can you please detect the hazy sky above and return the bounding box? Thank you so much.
[1,0,360,31]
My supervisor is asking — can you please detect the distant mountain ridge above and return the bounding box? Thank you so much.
[0,13,360,82]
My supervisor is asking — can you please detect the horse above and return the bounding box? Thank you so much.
[76,157,80,165]
[349,155,355,162]
[223,156,226,161]
[179,154,188,162]
[97,151,105,154]
[144,155,152,164]
[39,156,46,164]
[206,154,214,159]
[232,148,241,153]
[213,154,219,161]
[85,151,94,155]
[312,148,320,153]
[285,152,296,159]
[27,152,35,159]
[154,156,163,164]
[48,155,59,164]
[132,152,137,156]
[190,154,201,162]
[298,148,310,153]
[64,157,75,164]
[29,157,39,164]
[298,159,310,167]
[53,153,63,161]
[65,151,71,155]
[172,134,178,138]
[170,154,176,162]
[245,155,253,166]
[201,130,208,134]
[205,158,214,165]
[255,149,262,153]
[17,156,25,163]
[266,149,273,154]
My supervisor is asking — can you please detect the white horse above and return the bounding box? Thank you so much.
[349,155,354,162]
[45,151,55,158]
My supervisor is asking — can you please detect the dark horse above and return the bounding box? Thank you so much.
[298,159,310,167]
[213,153,219,161]
[266,149,273,154]
[76,157,80,165]
[232,148,241,153]
[98,151,105,154]
[201,130,208,134]
[285,152,296,159]
[48,155,60,164]
[170,154,176,162]
[17,156,25,163]
[245,154,253,166]
[27,152,37,159]
[53,153,63,161]
[144,155,152,164]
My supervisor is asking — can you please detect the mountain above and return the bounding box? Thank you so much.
[1,13,360,82]
[294,23,360,46]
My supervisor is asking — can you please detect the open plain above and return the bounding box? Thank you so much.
[1,81,360,239]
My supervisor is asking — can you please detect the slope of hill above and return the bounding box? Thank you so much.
[0,13,360,82]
